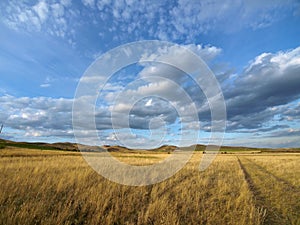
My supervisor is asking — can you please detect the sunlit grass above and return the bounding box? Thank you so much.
[0,147,299,224]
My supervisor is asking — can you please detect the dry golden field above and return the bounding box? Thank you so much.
[0,146,299,225]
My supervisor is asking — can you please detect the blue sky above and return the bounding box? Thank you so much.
[0,0,300,148]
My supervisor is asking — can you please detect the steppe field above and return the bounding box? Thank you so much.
[0,146,299,225]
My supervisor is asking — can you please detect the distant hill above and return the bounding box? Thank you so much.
[0,139,102,152]
[0,138,299,153]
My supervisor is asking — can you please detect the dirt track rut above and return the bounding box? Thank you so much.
[237,156,300,225]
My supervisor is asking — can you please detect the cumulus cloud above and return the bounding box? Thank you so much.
[205,46,300,148]
[104,131,162,149]
[225,47,300,129]
[86,44,300,138]
[1,44,300,147]
[0,95,74,140]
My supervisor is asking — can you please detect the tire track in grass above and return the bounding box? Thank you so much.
[243,157,300,194]
[238,156,300,225]
[156,172,196,198]
[236,156,268,224]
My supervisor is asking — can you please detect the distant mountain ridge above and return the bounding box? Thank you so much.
[0,138,299,153]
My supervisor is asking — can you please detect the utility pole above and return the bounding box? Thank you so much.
[0,124,3,134]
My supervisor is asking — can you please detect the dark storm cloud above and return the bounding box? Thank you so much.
[223,47,300,130]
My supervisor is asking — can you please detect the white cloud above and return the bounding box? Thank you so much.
[40,83,51,88]
[2,0,299,49]
[82,0,95,8]
[1,44,300,148]
[145,98,152,107]
[0,95,74,140]
[51,3,65,18]
[169,0,299,37]
[104,45,300,138]
[60,0,72,7]
[110,102,132,113]
[33,1,49,23]
[96,43,222,135]
[106,132,117,141]
[185,44,222,63]
[2,0,78,42]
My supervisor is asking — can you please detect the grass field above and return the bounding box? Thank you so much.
[0,146,299,225]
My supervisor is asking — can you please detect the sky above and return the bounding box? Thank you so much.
[0,0,300,148]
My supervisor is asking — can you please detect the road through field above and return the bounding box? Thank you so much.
[237,156,300,225]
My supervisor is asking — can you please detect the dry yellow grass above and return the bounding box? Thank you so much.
[238,155,300,225]
[0,147,299,225]
[242,154,300,187]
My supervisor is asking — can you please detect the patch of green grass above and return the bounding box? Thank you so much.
[1,142,58,151]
